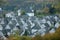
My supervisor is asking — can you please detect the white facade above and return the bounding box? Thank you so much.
[49,29,55,33]
[47,21,51,26]
[31,29,37,33]
[0,25,3,30]
[5,12,14,17]
[55,22,60,28]
[0,8,2,11]
[5,25,11,29]
[0,18,4,24]
[40,24,46,28]
[41,19,46,23]
[26,13,34,16]
[17,9,21,16]
[12,26,18,31]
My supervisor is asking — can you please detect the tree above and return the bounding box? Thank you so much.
[23,30,29,36]
[21,10,26,15]
[0,0,8,6]
[49,5,56,14]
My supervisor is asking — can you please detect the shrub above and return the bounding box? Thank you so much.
[32,35,42,40]
[8,26,60,40]
[8,35,32,40]
[42,26,60,40]
[32,26,60,40]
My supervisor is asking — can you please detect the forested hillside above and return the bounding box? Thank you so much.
[0,0,59,11]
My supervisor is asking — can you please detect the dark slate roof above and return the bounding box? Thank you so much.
[0,14,60,37]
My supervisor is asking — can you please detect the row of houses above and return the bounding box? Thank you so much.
[0,7,35,17]
[0,13,60,38]
[5,9,34,17]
